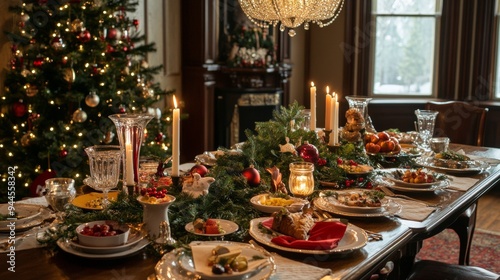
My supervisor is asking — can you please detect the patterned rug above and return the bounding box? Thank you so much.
[416,228,500,274]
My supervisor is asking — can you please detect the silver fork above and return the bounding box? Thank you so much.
[378,186,438,207]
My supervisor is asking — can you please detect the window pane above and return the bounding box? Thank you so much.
[375,0,436,14]
[373,17,435,95]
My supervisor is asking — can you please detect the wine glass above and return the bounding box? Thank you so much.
[84,145,122,208]
[415,110,439,151]
[44,178,76,220]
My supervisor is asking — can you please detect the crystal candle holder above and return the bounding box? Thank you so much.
[109,113,153,193]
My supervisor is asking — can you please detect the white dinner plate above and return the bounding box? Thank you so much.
[415,157,489,175]
[0,205,50,232]
[0,204,43,228]
[313,196,402,218]
[386,179,450,193]
[68,230,145,254]
[386,177,441,189]
[318,189,387,214]
[155,241,276,280]
[57,238,149,259]
[249,217,367,255]
[250,194,308,214]
[185,219,239,237]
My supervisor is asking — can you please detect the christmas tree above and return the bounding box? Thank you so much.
[0,0,174,202]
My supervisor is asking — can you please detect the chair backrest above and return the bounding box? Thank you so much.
[425,101,488,146]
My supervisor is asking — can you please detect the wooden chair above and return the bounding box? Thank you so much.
[407,260,499,280]
[425,101,488,146]
[424,101,488,266]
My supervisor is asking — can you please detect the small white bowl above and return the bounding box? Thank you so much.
[76,220,130,247]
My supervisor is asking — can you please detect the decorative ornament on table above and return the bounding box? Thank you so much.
[242,165,261,186]
[341,108,365,143]
[72,108,87,122]
[266,166,288,194]
[296,141,319,163]
[190,164,209,177]
[85,90,100,107]
[279,137,297,155]
[182,173,215,198]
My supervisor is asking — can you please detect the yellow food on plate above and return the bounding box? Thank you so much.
[259,195,295,207]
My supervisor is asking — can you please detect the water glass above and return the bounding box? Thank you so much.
[45,178,76,218]
[415,110,439,150]
[85,145,122,207]
[429,137,450,153]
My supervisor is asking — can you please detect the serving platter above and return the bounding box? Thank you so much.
[313,196,401,218]
[155,241,275,280]
[248,217,367,255]
[385,179,450,193]
[185,219,239,237]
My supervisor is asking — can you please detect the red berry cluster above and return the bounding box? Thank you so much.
[337,158,358,166]
[140,186,168,198]
[80,224,124,237]
[344,177,373,189]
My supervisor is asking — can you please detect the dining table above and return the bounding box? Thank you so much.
[1,143,499,280]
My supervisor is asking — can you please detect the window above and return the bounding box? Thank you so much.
[371,0,441,96]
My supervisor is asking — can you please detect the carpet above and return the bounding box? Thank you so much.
[416,228,500,274]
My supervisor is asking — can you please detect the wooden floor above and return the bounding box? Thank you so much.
[475,185,500,233]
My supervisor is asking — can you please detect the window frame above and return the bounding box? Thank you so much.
[369,1,442,97]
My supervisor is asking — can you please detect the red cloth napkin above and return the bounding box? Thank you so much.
[261,218,347,250]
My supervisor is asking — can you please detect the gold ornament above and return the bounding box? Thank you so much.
[71,19,84,33]
[21,132,31,146]
[72,108,87,123]
[85,91,100,107]
[103,131,115,144]
[25,84,39,97]
[63,68,76,83]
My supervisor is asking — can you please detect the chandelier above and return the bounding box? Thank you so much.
[238,0,345,37]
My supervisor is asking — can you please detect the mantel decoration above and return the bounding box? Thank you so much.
[37,102,417,255]
[238,0,345,37]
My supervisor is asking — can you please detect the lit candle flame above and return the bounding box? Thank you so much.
[173,95,178,109]
[311,81,315,87]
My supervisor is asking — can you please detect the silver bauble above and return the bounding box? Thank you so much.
[72,108,87,123]
[85,92,100,107]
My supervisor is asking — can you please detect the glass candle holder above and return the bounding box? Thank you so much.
[288,162,315,198]
[109,114,153,192]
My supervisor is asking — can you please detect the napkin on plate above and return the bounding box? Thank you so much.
[261,218,347,250]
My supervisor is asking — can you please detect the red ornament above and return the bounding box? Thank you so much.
[33,57,44,68]
[296,141,319,163]
[59,149,68,158]
[106,44,115,53]
[107,28,118,39]
[12,101,27,117]
[118,105,126,113]
[155,132,165,143]
[78,30,91,43]
[242,165,260,186]
[190,164,208,177]
[29,169,56,197]
[133,19,139,28]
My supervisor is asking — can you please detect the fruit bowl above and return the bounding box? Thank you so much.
[76,220,130,247]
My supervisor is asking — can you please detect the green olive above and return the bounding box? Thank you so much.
[230,256,248,272]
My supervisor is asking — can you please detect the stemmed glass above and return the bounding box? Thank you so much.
[84,145,122,208]
[414,110,439,151]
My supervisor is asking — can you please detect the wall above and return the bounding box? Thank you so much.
[0,1,17,98]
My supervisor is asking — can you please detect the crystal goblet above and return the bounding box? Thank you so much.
[44,178,76,220]
[415,109,439,151]
[84,145,122,208]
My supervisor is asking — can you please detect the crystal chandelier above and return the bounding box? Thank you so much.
[238,0,345,37]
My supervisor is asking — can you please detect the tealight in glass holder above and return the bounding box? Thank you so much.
[288,162,315,198]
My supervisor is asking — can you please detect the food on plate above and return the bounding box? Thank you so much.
[394,168,437,184]
[85,196,117,208]
[337,158,373,174]
[79,222,125,237]
[332,190,385,207]
[258,194,296,207]
[206,245,251,274]
[138,187,172,203]
[192,218,226,234]
[271,209,315,240]
[433,151,471,169]
[364,131,402,154]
